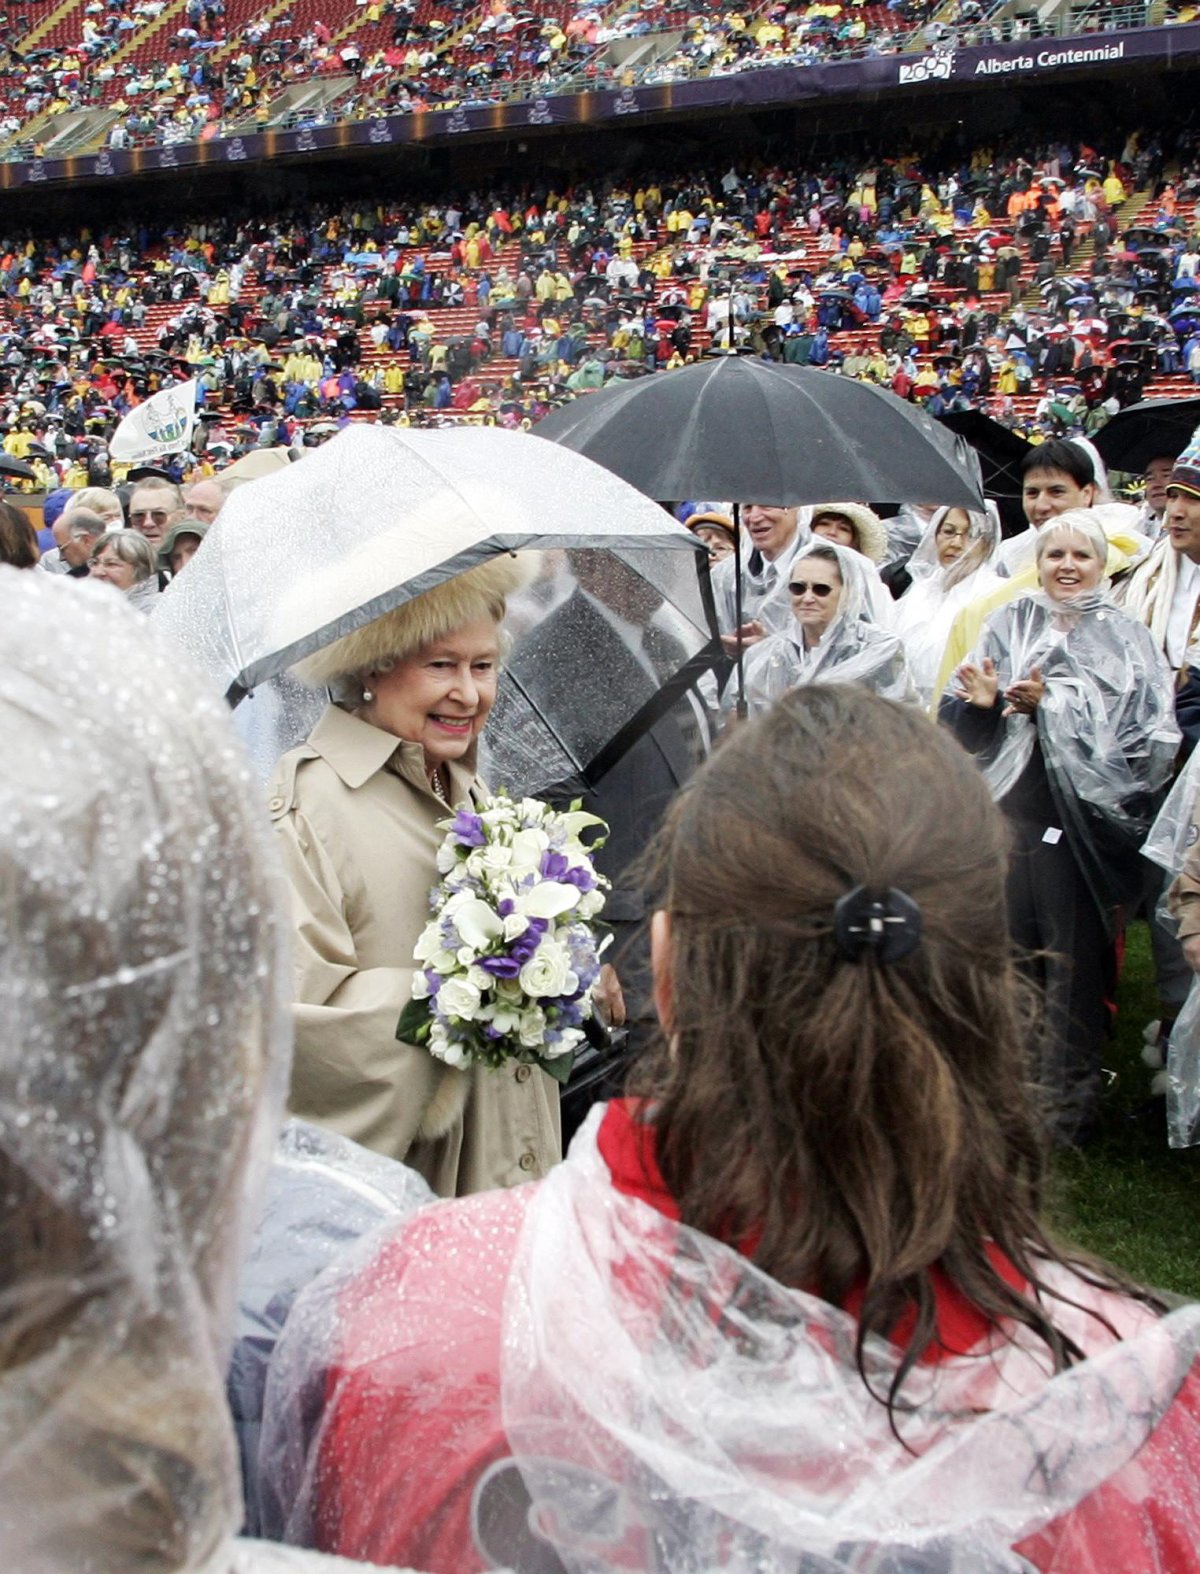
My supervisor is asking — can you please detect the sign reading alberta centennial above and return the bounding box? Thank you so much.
[900,37,1130,84]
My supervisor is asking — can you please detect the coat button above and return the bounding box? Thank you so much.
[518,1151,536,1172]
[268,796,284,811]
[515,1064,531,1082]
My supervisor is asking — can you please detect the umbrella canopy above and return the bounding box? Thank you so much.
[937,408,1031,536]
[0,454,37,481]
[531,357,984,510]
[1090,396,1200,473]
[152,424,718,796]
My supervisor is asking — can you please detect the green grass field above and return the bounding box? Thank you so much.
[1048,923,1200,1299]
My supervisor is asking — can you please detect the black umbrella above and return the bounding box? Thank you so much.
[937,408,1031,536]
[534,356,983,713]
[1090,396,1200,473]
[0,453,37,481]
[532,358,983,513]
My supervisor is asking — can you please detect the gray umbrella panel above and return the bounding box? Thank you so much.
[152,424,720,795]
[484,544,720,794]
[533,356,986,512]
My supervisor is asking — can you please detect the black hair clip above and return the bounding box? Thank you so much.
[833,885,923,965]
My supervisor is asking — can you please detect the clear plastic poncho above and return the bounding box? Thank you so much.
[0,569,417,1574]
[1144,752,1200,1148]
[949,588,1179,927]
[893,505,1003,706]
[259,1107,1200,1573]
[231,1121,435,1537]
[744,538,915,710]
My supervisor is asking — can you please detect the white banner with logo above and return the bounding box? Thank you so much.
[109,379,198,464]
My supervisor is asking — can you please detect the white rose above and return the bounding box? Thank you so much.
[467,964,495,991]
[518,940,578,1000]
[412,922,444,963]
[503,911,531,942]
[575,891,606,921]
[437,976,483,1021]
[436,841,460,874]
[518,1006,547,1048]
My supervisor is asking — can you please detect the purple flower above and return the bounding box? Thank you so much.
[498,897,515,917]
[510,917,548,965]
[478,954,522,978]
[540,849,570,881]
[564,865,596,893]
[484,1023,505,1041]
[450,809,486,847]
[424,969,442,995]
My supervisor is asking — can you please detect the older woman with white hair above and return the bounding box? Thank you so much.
[942,509,1179,1143]
[744,538,915,711]
[269,556,562,1199]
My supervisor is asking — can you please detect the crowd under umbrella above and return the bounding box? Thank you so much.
[1091,395,1200,474]
[151,422,720,797]
[533,355,985,714]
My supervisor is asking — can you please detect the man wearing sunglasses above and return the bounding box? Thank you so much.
[127,479,186,552]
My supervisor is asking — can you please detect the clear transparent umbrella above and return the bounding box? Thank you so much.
[152,424,719,795]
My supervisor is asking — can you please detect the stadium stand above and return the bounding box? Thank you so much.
[0,123,1196,491]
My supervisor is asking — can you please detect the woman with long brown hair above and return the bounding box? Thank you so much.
[262,685,1200,1574]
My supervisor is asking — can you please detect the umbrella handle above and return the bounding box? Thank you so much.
[734,501,748,721]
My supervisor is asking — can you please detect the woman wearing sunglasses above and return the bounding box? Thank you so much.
[744,539,915,710]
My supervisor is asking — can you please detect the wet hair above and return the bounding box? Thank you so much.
[90,529,156,582]
[1034,509,1109,567]
[128,478,185,518]
[65,486,124,522]
[1020,439,1095,489]
[631,685,1157,1424]
[791,540,841,573]
[66,508,108,540]
[0,501,39,569]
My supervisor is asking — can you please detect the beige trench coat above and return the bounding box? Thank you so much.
[267,704,561,1198]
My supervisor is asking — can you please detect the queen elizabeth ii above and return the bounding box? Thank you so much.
[268,555,562,1198]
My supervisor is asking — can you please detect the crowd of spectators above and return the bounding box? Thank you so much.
[0,128,1197,491]
[0,0,1159,158]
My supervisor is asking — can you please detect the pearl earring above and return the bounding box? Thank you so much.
[362,688,375,703]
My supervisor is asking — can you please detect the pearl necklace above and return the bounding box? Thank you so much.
[429,768,448,804]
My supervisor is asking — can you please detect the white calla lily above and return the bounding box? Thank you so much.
[516,883,581,919]
[453,898,505,950]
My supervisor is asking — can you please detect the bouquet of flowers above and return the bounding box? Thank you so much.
[396,792,611,1082]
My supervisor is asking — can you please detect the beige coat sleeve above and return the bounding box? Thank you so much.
[273,806,461,1163]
